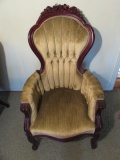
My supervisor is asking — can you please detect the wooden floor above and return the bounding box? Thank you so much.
[114,77,120,88]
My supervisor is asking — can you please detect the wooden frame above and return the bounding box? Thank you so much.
[21,4,105,150]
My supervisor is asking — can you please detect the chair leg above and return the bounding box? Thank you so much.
[91,100,105,149]
[91,132,99,149]
[27,134,41,150]
[0,100,10,108]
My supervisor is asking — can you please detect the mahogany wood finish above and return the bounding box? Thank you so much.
[20,104,40,150]
[91,100,106,149]
[21,4,105,150]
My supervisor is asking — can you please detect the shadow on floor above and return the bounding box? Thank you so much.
[0,42,10,91]
[0,42,10,114]
[100,89,120,140]
[0,92,10,115]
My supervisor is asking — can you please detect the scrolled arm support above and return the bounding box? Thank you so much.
[20,103,31,134]
[91,100,106,149]
[95,100,106,131]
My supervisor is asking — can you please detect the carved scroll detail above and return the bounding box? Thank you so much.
[37,4,85,22]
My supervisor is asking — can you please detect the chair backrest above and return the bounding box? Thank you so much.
[28,4,94,91]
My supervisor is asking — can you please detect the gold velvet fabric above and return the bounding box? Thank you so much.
[21,16,104,138]
[30,88,95,138]
[21,72,43,125]
[81,71,104,122]
[21,70,104,137]
[33,16,89,91]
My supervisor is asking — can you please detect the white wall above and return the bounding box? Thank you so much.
[0,0,120,91]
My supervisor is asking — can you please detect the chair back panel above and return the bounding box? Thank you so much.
[33,16,90,91]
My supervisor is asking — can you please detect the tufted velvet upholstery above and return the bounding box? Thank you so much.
[30,88,95,138]
[33,16,89,91]
[20,12,104,140]
[21,71,104,132]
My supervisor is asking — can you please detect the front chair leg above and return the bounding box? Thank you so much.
[91,100,106,149]
[27,134,41,150]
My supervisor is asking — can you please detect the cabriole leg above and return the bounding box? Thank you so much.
[91,100,106,149]
[91,132,99,149]
[27,134,41,150]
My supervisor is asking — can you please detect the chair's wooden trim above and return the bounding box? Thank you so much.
[20,103,40,150]
[95,100,106,129]
[20,103,31,133]
[95,100,106,130]
[33,133,93,142]
[77,25,95,74]
[91,100,106,149]
[28,4,95,74]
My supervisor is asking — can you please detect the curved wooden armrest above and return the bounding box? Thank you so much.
[20,103,31,117]
[95,100,106,134]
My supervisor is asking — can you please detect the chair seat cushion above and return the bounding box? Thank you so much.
[30,88,95,138]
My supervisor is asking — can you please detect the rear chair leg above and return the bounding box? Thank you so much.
[91,132,99,149]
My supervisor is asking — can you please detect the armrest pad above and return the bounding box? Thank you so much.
[21,71,44,125]
[81,71,104,122]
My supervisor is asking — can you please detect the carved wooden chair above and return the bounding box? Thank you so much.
[20,4,106,150]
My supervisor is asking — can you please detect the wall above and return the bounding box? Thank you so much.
[0,0,120,91]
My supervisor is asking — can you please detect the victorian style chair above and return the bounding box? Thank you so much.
[20,4,106,150]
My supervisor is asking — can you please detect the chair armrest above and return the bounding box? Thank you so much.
[20,71,44,125]
[81,71,104,122]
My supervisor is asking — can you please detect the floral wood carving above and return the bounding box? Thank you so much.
[37,4,85,23]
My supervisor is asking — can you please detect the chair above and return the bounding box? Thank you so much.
[20,4,106,150]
